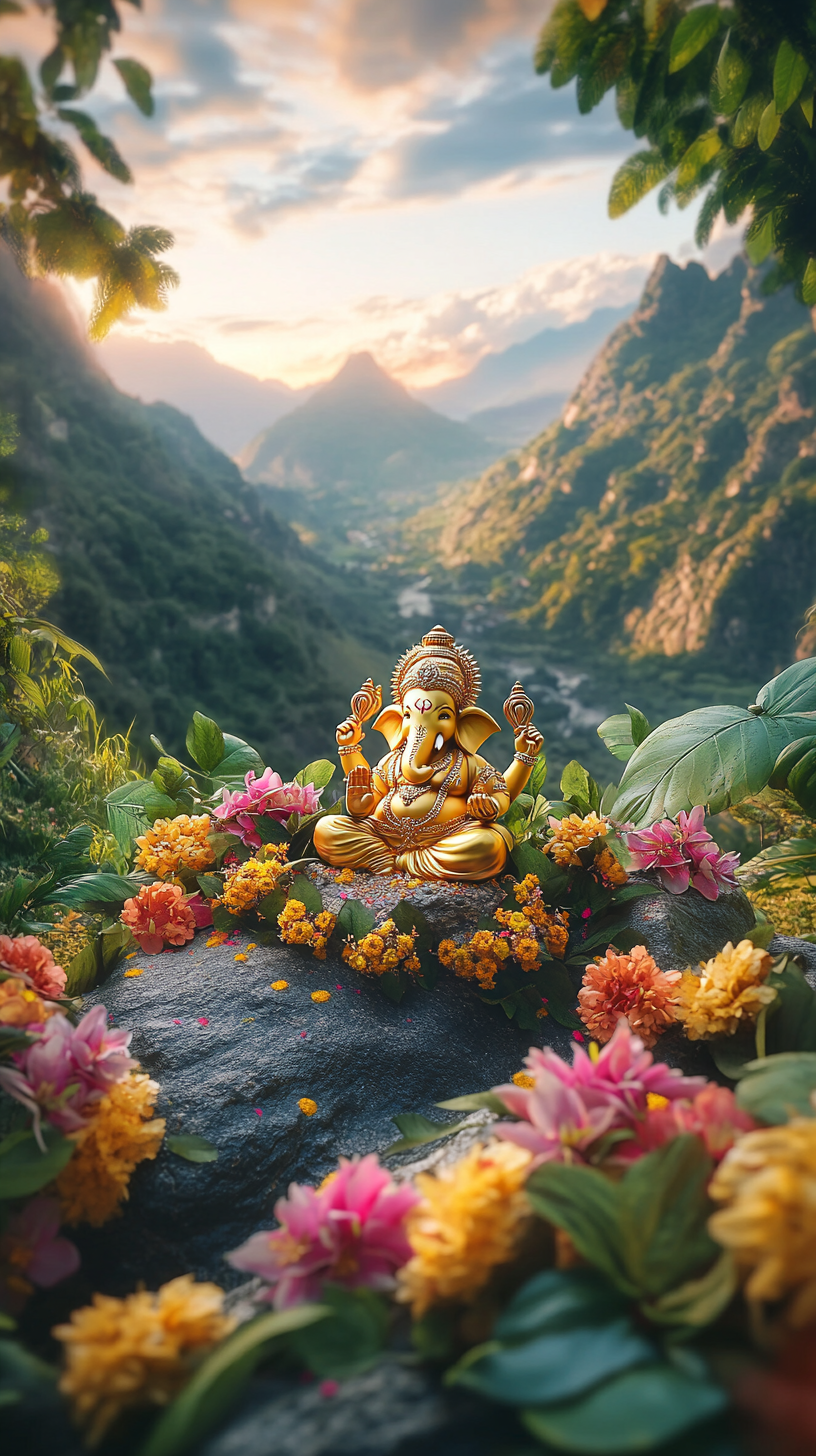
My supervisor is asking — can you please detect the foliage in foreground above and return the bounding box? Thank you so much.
[537,0,816,300]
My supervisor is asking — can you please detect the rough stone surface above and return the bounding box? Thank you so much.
[76,928,570,1294]
[303,864,505,939]
[616,878,756,969]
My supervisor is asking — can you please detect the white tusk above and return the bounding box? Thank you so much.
[434,733,444,752]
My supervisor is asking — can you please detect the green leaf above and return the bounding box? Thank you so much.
[803,257,816,306]
[669,6,722,72]
[716,32,751,115]
[288,1286,388,1380]
[561,760,594,812]
[100,921,136,971]
[770,733,816,788]
[758,99,781,150]
[522,1364,727,1453]
[382,1113,471,1157]
[56,109,132,183]
[745,211,776,265]
[765,960,816,1054]
[677,129,722,191]
[63,940,99,996]
[254,816,289,845]
[196,874,224,900]
[0,722,20,770]
[736,1052,816,1123]
[210,735,265,782]
[436,1090,508,1114]
[494,1269,628,1342]
[287,875,323,915]
[295,759,336,790]
[139,1305,328,1456]
[45,872,143,913]
[211,904,236,932]
[166,1134,218,1163]
[732,90,767,147]
[0,874,36,926]
[185,712,225,773]
[528,752,548,799]
[144,792,180,825]
[537,961,583,1029]
[640,1251,737,1329]
[608,150,668,218]
[0,1127,73,1199]
[802,92,815,127]
[335,898,376,942]
[709,1024,756,1081]
[113,57,154,117]
[597,713,637,763]
[257,888,286,923]
[739,836,816,889]
[450,1316,654,1407]
[105,778,155,853]
[773,38,809,114]
[526,1137,716,1300]
[788,746,816,816]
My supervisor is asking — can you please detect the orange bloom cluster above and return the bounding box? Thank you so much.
[578,944,682,1047]
[544,812,610,868]
[219,848,289,915]
[120,883,197,954]
[0,977,59,1027]
[277,900,337,960]
[594,845,628,887]
[0,933,66,998]
[496,874,570,959]
[342,919,421,977]
[57,1074,165,1227]
[437,929,511,989]
[135,814,215,880]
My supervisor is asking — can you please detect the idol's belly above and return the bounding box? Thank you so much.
[372,790,468,826]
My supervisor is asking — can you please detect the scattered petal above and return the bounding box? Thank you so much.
[254,1108,262,1116]
[271,980,289,991]
[124,968,143,979]
[298,1098,317,1116]
[319,1380,339,1398]
[198,1018,209,1026]
[125,952,137,959]
[572,1031,584,1042]
[234,953,248,963]
[311,990,331,1003]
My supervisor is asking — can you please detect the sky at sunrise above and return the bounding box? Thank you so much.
[5,0,744,388]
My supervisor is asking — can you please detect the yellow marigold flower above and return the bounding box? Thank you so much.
[405,955,421,973]
[382,949,400,969]
[219,852,288,915]
[709,1119,816,1327]
[298,1098,317,1116]
[512,1071,535,1089]
[336,868,354,885]
[57,1074,165,1228]
[279,900,307,923]
[54,1275,235,1446]
[206,932,228,948]
[594,845,628,886]
[545,811,609,867]
[311,990,331,1003]
[135,815,215,880]
[545,921,569,959]
[313,936,328,960]
[397,1142,533,1317]
[675,940,776,1041]
[397,934,415,955]
[314,911,335,932]
[496,909,530,934]
[271,980,289,990]
[379,919,396,936]
[536,1007,549,1019]
[514,874,539,905]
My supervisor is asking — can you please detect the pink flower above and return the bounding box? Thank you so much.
[213,769,323,848]
[2,1196,79,1289]
[623,819,690,894]
[0,1005,135,1144]
[495,1019,706,1128]
[120,883,197,954]
[688,846,741,901]
[618,1084,756,1163]
[493,1068,617,1167]
[0,934,66,998]
[227,1154,419,1309]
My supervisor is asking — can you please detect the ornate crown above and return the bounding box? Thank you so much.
[392,626,481,710]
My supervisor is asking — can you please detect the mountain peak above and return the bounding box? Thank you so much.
[319,350,408,403]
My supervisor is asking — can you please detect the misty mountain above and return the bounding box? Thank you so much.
[96,336,310,457]
[238,351,498,560]
[466,393,569,446]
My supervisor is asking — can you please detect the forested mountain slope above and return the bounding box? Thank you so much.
[0,252,397,773]
[436,256,816,678]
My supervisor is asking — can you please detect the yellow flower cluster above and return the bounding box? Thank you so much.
[342,919,421,977]
[277,900,337,959]
[496,875,570,959]
[43,910,91,967]
[544,812,610,867]
[397,1141,533,1317]
[57,1074,166,1228]
[594,845,628,887]
[135,815,215,880]
[437,929,510,989]
[709,1118,816,1328]
[54,1275,235,1446]
[219,848,289,914]
[675,940,776,1040]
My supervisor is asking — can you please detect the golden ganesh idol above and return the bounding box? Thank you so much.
[313,626,544,882]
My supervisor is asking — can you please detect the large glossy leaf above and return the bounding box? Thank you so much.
[295,759,335,790]
[597,705,650,763]
[450,1318,654,1407]
[764,961,816,1054]
[105,778,156,852]
[738,836,816,889]
[209,734,264,783]
[0,1128,73,1199]
[288,1286,388,1380]
[758,658,816,716]
[669,7,722,73]
[522,1364,727,1453]
[773,38,809,114]
[139,1305,328,1456]
[45,872,143,913]
[737,1052,816,1123]
[494,1270,628,1343]
[185,712,225,773]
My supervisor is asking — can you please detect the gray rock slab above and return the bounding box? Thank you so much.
[616,879,756,969]
[76,930,571,1294]
[303,864,505,938]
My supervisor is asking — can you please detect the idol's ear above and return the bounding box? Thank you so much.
[455,707,501,754]
[373,705,405,749]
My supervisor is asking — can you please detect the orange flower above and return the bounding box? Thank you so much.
[0,934,66,998]
[120,883,196,955]
[0,977,59,1026]
[578,944,681,1047]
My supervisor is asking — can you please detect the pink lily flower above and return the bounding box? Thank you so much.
[0,1005,135,1145]
[624,819,690,893]
[213,769,323,847]
[492,1067,617,1167]
[227,1154,419,1309]
[2,1196,80,1289]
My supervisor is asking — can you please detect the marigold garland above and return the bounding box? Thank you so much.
[437,930,511,989]
[342,919,421,977]
[579,944,682,1047]
[495,876,570,961]
[709,1118,816,1328]
[218,848,289,915]
[54,1275,235,1446]
[134,814,215,880]
[56,1073,166,1227]
[277,900,337,959]
[675,940,776,1040]
[397,1141,533,1316]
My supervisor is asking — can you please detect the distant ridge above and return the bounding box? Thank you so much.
[239,351,498,560]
